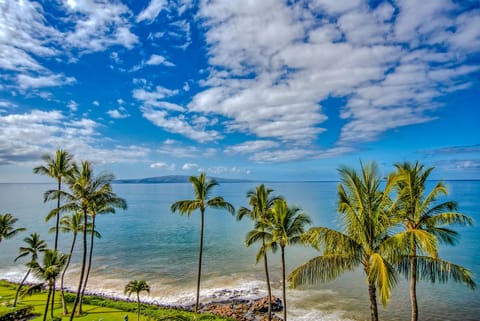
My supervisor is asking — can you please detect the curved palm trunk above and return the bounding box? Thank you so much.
[69,208,88,320]
[194,209,205,320]
[262,236,272,321]
[44,285,52,321]
[61,232,77,315]
[281,246,287,321]
[410,248,418,321]
[14,269,31,307]
[368,284,379,321]
[137,293,140,321]
[79,215,96,312]
[51,179,62,316]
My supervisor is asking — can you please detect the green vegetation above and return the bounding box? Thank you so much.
[289,161,476,321]
[124,280,150,321]
[237,184,283,321]
[0,213,26,244]
[171,172,235,319]
[391,161,476,321]
[0,280,233,321]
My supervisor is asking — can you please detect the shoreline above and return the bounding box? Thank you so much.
[1,278,284,321]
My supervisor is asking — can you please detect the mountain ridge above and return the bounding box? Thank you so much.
[114,175,254,184]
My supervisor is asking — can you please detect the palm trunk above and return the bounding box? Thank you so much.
[368,284,379,321]
[410,249,418,321]
[61,232,77,315]
[79,215,96,312]
[281,246,287,321]
[44,286,52,321]
[262,236,272,321]
[14,269,31,307]
[137,293,140,321]
[69,208,88,320]
[51,179,61,317]
[194,209,205,320]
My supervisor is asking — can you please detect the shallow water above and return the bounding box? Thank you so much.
[1,181,479,320]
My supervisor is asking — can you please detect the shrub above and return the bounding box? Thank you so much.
[0,305,34,321]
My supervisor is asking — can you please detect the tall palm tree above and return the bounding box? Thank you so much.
[289,162,398,321]
[33,149,76,250]
[59,161,120,319]
[0,213,26,243]
[34,149,76,315]
[170,172,235,319]
[237,184,283,321]
[80,188,126,309]
[124,280,151,321]
[13,233,48,307]
[31,249,68,321]
[269,199,311,321]
[391,161,476,321]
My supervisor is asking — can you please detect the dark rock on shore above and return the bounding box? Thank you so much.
[200,295,283,321]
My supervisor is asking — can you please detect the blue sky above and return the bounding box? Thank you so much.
[0,0,479,182]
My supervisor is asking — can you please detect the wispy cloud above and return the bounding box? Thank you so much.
[137,0,168,23]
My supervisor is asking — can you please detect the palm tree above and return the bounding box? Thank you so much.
[269,199,311,321]
[80,187,126,309]
[170,172,235,319]
[237,184,283,321]
[31,249,68,321]
[289,162,398,321]
[58,160,121,319]
[34,149,76,315]
[13,233,48,307]
[124,280,151,321]
[0,213,26,243]
[52,212,99,315]
[391,161,476,321]
[33,149,76,251]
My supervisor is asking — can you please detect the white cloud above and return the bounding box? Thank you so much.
[186,0,480,162]
[133,86,181,110]
[63,0,138,51]
[67,100,78,112]
[150,162,175,170]
[226,140,280,154]
[92,100,100,106]
[182,163,198,170]
[17,74,76,89]
[146,54,175,67]
[107,107,130,119]
[137,0,168,23]
[141,107,222,143]
[0,109,150,166]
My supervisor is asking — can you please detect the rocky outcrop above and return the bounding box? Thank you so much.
[201,295,283,321]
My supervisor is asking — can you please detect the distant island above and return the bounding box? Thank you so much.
[114,175,254,184]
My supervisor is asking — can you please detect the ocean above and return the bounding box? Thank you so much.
[0,181,479,321]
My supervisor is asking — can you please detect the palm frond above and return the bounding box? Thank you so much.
[289,254,359,288]
[368,253,397,306]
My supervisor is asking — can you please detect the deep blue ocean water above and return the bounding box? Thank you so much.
[1,181,479,321]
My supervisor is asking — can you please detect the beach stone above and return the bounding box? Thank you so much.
[201,295,283,321]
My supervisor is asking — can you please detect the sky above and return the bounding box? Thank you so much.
[0,0,479,183]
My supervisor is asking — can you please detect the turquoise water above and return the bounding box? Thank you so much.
[0,181,479,321]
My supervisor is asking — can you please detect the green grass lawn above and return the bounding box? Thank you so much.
[0,280,233,321]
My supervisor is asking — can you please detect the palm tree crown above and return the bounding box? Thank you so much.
[289,162,398,321]
[0,213,26,243]
[391,161,476,321]
[125,279,151,321]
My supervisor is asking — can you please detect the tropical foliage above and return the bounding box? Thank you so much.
[13,233,47,307]
[0,213,25,243]
[237,184,282,321]
[391,161,476,321]
[30,249,68,321]
[124,280,151,321]
[289,162,398,321]
[171,172,235,319]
